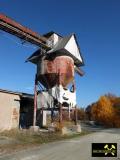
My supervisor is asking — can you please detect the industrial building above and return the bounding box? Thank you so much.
[0,89,34,131]
[0,14,85,131]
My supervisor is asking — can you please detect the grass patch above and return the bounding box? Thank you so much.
[0,129,91,155]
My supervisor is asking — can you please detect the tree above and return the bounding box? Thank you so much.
[86,103,97,120]
[77,108,86,120]
[91,96,114,126]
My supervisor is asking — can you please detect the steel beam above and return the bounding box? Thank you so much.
[0,14,49,49]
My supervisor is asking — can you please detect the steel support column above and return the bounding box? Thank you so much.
[59,103,63,125]
[75,106,78,125]
[33,74,37,126]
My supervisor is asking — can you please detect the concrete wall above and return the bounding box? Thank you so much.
[0,92,20,131]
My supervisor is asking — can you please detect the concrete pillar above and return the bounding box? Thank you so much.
[42,110,47,126]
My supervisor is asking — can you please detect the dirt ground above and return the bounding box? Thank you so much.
[0,129,89,156]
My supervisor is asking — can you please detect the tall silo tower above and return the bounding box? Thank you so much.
[27,31,84,127]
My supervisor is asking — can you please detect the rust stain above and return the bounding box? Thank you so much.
[37,56,74,88]
[12,108,18,120]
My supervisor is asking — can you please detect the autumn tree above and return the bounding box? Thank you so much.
[86,103,95,120]
[77,108,86,120]
[91,96,114,127]
[105,93,117,105]
[112,97,120,127]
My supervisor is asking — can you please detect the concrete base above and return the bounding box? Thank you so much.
[48,124,56,132]
[61,127,68,135]
[61,124,82,135]
[29,126,39,132]
[74,124,82,133]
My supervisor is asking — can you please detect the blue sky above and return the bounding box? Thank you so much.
[0,0,120,107]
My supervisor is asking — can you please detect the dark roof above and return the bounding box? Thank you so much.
[26,49,41,64]
[0,89,21,96]
[0,89,34,99]
[21,93,34,99]
[48,34,71,52]
[43,31,62,38]
[27,33,84,67]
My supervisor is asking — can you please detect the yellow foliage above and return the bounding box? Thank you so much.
[91,96,114,126]
[86,94,120,128]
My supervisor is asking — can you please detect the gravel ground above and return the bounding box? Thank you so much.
[0,128,120,160]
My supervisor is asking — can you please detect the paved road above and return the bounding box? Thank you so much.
[0,129,120,160]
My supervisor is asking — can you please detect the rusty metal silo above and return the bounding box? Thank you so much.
[27,31,84,126]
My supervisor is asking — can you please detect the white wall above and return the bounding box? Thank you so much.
[0,92,20,131]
